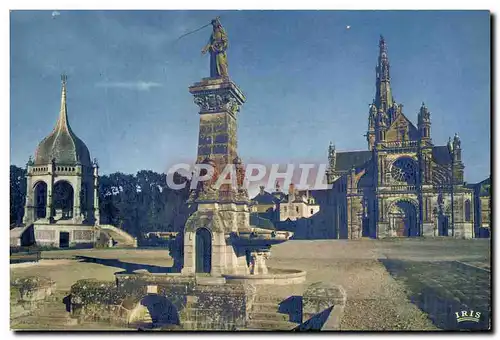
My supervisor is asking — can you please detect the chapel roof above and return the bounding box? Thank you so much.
[34,76,91,167]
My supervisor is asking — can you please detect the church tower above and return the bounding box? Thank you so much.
[417,102,432,144]
[23,75,99,248]
[375,35,394,116]
[368,35,396,149]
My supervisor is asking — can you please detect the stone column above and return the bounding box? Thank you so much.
[250,251,269,275]
[73,172,82,223]
[46,162,54,221]
[93,165,100,225]
[208,231,227,276]
[421,195,434,236]
[23,169,33,224]
[181,231,195,275]
[46,187,53,221]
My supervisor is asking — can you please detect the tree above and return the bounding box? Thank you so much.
[98,170,191,237]
[9,165,191,236]
[10,165,26,225]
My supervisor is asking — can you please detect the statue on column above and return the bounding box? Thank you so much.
[328,142,336,169]
[202,18,229,79]
[453,132,461,149]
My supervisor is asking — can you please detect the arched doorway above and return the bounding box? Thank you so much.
[34,181,47,219]
[388,200,418,237]
[465,200,471,222]
[53,181,74,220]
[195,228,211,274]
[129,294,180,330]
[438,214,449,236]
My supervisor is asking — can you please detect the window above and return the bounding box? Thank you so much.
[310,208,314,215]
[465,200,471,222]
[296,206,299,213]
[390,157,417,184]
[283,206,287,213]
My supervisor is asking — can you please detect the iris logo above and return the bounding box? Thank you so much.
[455,310,481,323]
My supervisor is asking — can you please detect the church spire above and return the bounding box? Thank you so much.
[375,35,394,113]
[57,74,71,133]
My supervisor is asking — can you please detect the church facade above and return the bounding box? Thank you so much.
[326,36,475,239]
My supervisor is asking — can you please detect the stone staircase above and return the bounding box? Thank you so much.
[11,291,128,330]
[11,291,78,330]
[241,294,298,331]
[99,228,136,248]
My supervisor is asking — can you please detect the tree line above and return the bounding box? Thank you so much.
[9,165,191,237]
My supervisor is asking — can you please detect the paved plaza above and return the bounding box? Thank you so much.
[11,238,490,330]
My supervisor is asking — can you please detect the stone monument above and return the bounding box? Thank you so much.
[181,18,290,277]
[20,75,99,248]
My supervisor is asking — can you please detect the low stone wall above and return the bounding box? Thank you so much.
[11,276,56,319]
[70,279,131,326]
[222,268,307,285]
[299,282,347,331]
[12,276,56,303]
[181,283,252,330]
[33,224,96,248]
[70,274,255,330]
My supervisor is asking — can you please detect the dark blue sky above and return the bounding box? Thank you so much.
[10,10,490,183]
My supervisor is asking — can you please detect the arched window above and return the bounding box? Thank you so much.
[53,181,74,219]
[34,181,48,219]
[296,206,299,213]
[465,199,471,222]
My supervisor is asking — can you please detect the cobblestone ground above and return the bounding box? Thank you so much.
[269,238,490,331]
[380,260,491,330]
[10,239,490,331]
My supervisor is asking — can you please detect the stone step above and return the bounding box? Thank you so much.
[11,290,80,330]
[246,319,298,330]
[179,320,238,331]
[12,320,126,331]
[249,311,289,322]
[34,311,73,320]
[195,276,226,285]
[12,315,79,327]
[254,295,283,304]
[251,302,279,313]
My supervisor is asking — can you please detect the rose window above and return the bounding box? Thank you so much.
[390,157,417,184]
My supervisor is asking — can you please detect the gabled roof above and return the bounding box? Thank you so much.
[386,112,419,141]
[297,189,330,204]
[272,191,287,202]
[251,190,279,204]
[431,145,452,165]
[334,150,373,172]
[478,177,491,196]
